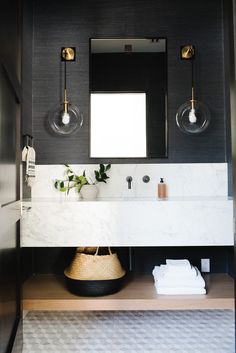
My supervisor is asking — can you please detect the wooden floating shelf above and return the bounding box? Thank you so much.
[23,274,234,311]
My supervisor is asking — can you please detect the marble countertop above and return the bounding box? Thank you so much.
[21,197,234,247]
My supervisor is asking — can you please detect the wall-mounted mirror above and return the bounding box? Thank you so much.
[90,38,167,158]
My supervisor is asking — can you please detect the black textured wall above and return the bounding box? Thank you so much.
[29,246,234,277]
[32,0,229,164]
[22,0,33,136]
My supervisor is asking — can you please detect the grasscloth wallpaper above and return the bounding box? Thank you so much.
[30,0,229,164]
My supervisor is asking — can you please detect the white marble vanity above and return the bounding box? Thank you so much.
[21,196,233,247]
[21,164,234,312]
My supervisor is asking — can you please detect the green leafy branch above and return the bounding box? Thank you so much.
[54,164,88,194]
[94,164,111,183]
[54,164,111,194]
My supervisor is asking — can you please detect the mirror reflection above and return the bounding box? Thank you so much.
[90,38,167,158]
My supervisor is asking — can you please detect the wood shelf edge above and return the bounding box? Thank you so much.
[23,273,234,311]
[23,298,234,311]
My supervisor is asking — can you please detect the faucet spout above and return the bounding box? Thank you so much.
[126,176,133,189]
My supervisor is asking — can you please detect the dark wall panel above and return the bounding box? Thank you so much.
[0,2,21,82]
[0,0,22,351]
[0,226,18,353]
[32,0,228,164]
[22,0,33,136]
[31,247,234,277]
[132,247,234,276]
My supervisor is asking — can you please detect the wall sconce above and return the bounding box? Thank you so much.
[176,45,210,135]
[48,47,83,135]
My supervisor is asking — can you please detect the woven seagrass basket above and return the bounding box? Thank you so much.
[64,247,126,296]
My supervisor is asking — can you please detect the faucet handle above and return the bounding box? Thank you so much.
[142,175,150,183]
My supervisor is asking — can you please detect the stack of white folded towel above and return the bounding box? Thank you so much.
[152,259,206,295]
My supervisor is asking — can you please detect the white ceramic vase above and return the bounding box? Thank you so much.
[80,184,98,200]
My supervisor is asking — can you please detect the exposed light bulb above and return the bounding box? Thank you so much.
[189,107,197,123]
[62,111,70,125]
[189,87,197,123]
[62,87,70,125]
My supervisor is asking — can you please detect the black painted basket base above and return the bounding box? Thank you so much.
[65,275,126,297]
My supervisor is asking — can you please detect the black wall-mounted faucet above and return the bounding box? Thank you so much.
[126,176,133,189]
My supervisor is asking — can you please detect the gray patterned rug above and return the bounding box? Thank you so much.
[23,310,234,353]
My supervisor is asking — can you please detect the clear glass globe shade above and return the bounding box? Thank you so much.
[176,100,210,135]
[48,104,83,135]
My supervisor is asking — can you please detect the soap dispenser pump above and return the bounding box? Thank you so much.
[158,178,167,199]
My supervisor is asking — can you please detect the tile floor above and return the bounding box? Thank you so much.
[23,310,234,353]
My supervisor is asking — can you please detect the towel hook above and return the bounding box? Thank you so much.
[23,134,34,147]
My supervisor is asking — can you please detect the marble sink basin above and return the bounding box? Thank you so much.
[21,197,233,247]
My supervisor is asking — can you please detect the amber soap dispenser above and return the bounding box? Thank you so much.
[158,178,167,199]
